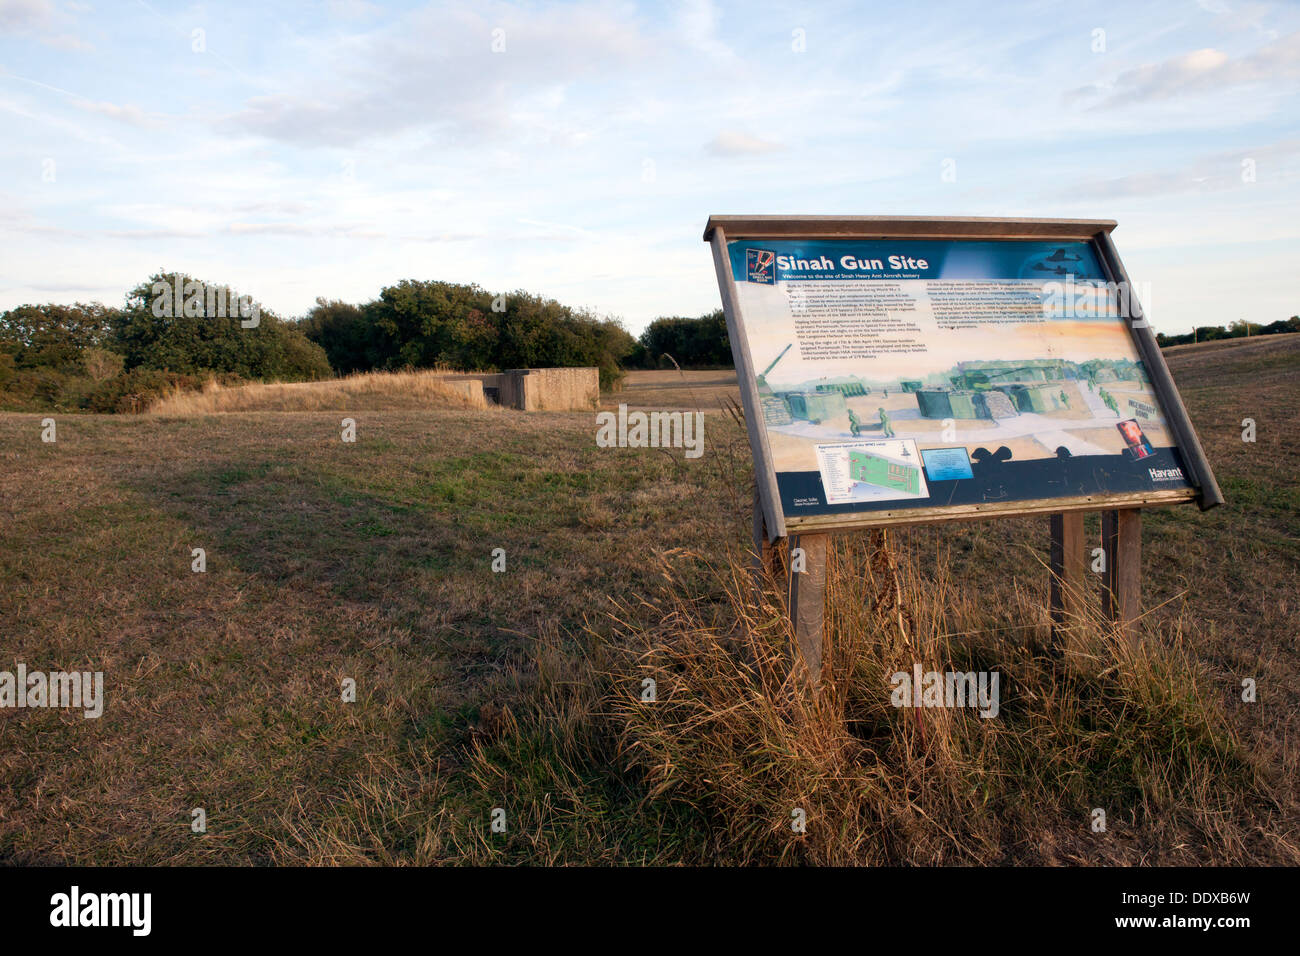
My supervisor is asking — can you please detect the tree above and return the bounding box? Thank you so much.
[0,302,119,372]
[636,309,732,368]
[115,272,331,381]
[299,299,382,375]
[327,280,636,388]
[494,291,635,388]
[363,279,497,371]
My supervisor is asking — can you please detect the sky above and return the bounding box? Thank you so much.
[1,0,1297,336]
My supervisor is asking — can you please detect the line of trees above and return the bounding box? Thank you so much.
[1,272,646,411]
[298,280,636,389]
[1,272,334,412]
[297,289,735,383]
[1155,317,1299,347]
[626,310,733,369]
[10,269,1291,414]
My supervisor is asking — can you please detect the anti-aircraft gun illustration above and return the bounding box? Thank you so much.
[755,342,847,426]
[756,343,794,396]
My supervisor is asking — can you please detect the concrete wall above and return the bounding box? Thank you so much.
[431,367,599,411]
[501,367,599,411]
[440,378,487,406]
[438,373,503,405]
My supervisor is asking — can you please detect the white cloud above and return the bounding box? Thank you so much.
[326,0,379,19]
[227,0,650,147]
[1054,137,1300,201]
[1067,31,1300,107]
[73,98,159,126]
[0,0,90,51]
[0,0,55,31]
[705,130,783,156]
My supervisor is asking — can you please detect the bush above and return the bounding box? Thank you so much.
[84,369,209,414]
[598,363,625,392]
[0,365,96,412]
[0,302,119,373]
[82,347,125,382]
[298,299,380,375]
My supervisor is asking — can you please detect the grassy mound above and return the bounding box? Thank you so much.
[147,370,488,414]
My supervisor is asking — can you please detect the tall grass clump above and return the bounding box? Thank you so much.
[608,535,1263,863]
[456,533,1274,865]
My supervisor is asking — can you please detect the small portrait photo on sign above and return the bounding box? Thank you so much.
[1116,418,1155,460]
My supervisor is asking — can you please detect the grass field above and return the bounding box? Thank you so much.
[1,337,1296,865]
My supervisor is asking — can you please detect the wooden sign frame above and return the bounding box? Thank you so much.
[705,215,1223,542]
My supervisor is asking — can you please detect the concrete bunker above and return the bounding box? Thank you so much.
[435,367,599,411]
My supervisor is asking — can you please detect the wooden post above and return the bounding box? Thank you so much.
[1048,511,1086,651]
[751,488,780,592]
[788,532,829,690]
[1101,509,1141,645]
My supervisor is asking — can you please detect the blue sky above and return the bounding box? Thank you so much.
[1,0,1297,335]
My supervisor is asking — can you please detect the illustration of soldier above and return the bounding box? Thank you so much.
[878,406,895,438]
[848,408,862,437]
[1058,389,1071,410]
[1100,388,1120,416]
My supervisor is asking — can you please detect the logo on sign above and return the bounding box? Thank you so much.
[746,248,776,284]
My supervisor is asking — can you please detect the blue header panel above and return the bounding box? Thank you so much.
[728,239,1107,284]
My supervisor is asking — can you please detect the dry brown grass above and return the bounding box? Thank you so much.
[0,336,1295,865]
[457,534,1286,866]
[148,370,488,415]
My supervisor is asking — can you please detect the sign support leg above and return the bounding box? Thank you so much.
[1101,508,1141,646]
[751,488,779,592]
[1048,512,1085,652]
[789,532,828,690]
